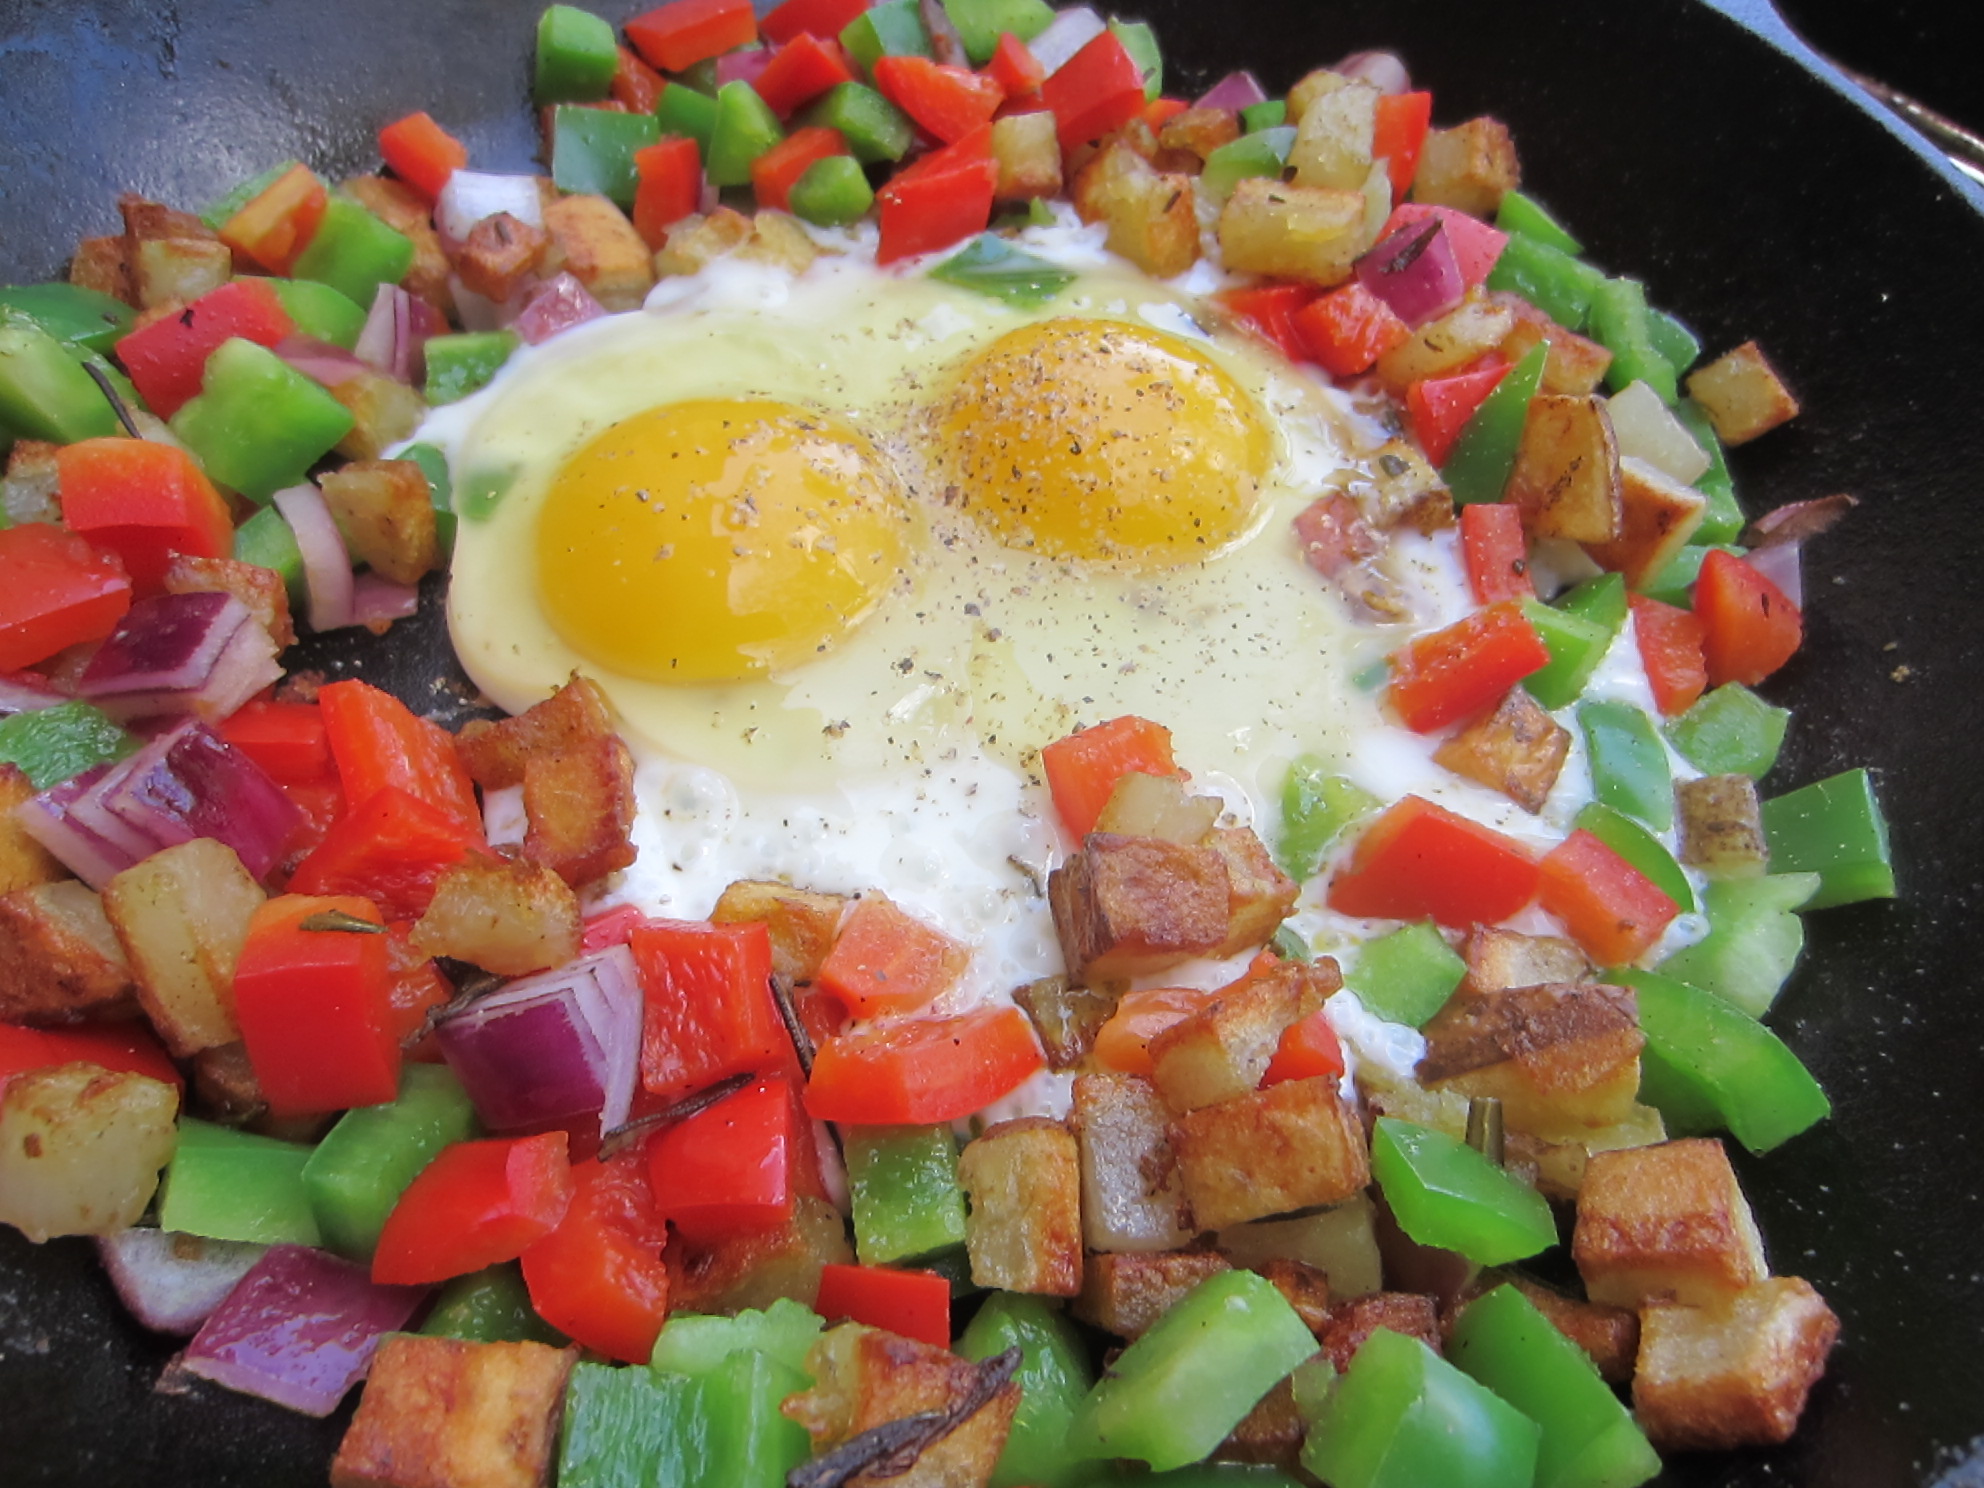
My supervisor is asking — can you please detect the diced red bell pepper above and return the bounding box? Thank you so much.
[218,162,329,275]
[285,786,482,921]
[1216,282,1319,365]
[1291,492,1382,579]
[231,893,400,1117]
[1538,828,1680,965]
[112,278,295,419]
[372,1131,574,1286]
[1387,599,1550,733]
[875,124,998,264]
[1292,281,1411,379]
[1326,795,1541,928]
[1459,502,1535,606]
[317,679,483,843]
[1143,96,1189,130]
[0,1019,182,1092]
[1372,91,1433,197]
[633,136,705,247]
[1629,593,1709,716]
[631,919,794,1106]
[54,438,233,593]
[750,126,851,212]
[0,522,132,673]
[382,920,451,1062]
[377,113,469,202]
[876,59,1005,144]
[1694,549,1802,688]
[761,0,870,45]
[814,894,968,1017]
[815,1263,951,1347]
[1040,29,1147,152]
[755,33,856,118]
[520,1151,671,1363]
[218,700,332,786]
[987,33,1046,97]
[626,0,759,73]
[1092,985,1221,1077]
[805,1007,1044,1124]
[610,46,667,113]
[1406,359,1510,466]
[581,903,650,954]
[1264,1008,1346,1087]
[1039,714,1180,839]
[1377,203,1507,289]
[646,1074,812,1244]
[275,775,347,870]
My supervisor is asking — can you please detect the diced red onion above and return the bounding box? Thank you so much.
[97,1230,268,1335]
[272,484,356,634]
[1194,70,1267,112]
[1030,6,1106,75]
[1746,543,1804,609]
[512,273,608,345]
[273,334,371,389]
[698,180,721,216]
[181,1245,427,1417]
[13,766,136,888]
[101,721,303,879]
[1331,49,1411,95]
[1743,493,1857,549]
[0,668,67,717]
[354,285,442,386]
[78,593,279,723]
[1356,220,1465,327]
[435,944,643,1138]
[435,171,545,248]
[716,44,769,88]
[349,572,422,628]
[1378,202,1508,287]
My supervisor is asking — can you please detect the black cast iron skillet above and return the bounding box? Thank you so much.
[4,2,1983,1484]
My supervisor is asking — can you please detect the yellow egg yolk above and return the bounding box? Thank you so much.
[535,399,910,683]
[936,318,1273,566]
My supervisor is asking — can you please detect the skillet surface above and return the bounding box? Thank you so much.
[3,2,1983,1484]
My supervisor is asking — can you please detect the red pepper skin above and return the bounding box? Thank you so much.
[761,0,869,43]
[1538,828,1680,964]
[805,1007,1045,1124]
[286,786,481,921]
[626,0,759,73]
[382,921,451,1063]
[1292,281,1410,378]
[815,895,969,1018]
[112,278,295,420]
[1387,600,1550,733]
[876,125,998,264]
[218,700,332,786]
[1372,91,1433,196]
[755,33,856,118]
[1460,502,1535,606]
[1263,1009,1346,1086]
[1143,96,1188,130]
[580,903,649,954]
[372,1131,575,1286]
[873,56,1005,144]
[520,1152,670,1363]
[987,33,1046,96]
[0,1020,182,1092]
[317,680,483,843]
[1629,593,1709,715]
[751,126,851,212]
[610,46,667,113]
[232,894,400,1118]
[646,1074,812,1244]
[1216,282,1319,364]
[1406,360,1510,466]
[815,1263,951,1347]
[1694,549,1802,688]
[631,919,794,1106]
[0,523,132,672]
[218,162,329,275]
[633,136,705,247]
[377,113,469,201]
[1039,714,1179,839]
[1040,30,1147,152]
[54,438,233,593]
[1292,492,1382,580]
[1326,795,1540,928]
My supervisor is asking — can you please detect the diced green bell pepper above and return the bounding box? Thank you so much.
[1666,682,1788,780]
[397,440,458,556]
[421,1263,567,1344]
[844,1124,968,1264]
[265,277,369,351]
[693,1350,812,1488]
[1272,924,1313,962]
[1578,698,1673,832]
[1444,341,1547,502]
[559,1361,702,1488]
[169,338,355,502]
[552,106,662,209]
[0,313,120,444]
[840,0,935,72]
[1760,767,1894,909]
[1673,401,1744,544]
[0,284,135,355]
[158,1117,321,1246]
[535,5,620,105]
[1657,873,1819,1018]
[1109,19,1163,98]
[233,504,308,609]
[0,700,134,790]
[1240,99,1286,132]
[656,80,721,155]
[1066,1269,1318,1470]
[1612,967,1830,1153]
[707,82,786,189]
[650,1298,823,1378]
[425,331,520,405]
[1521,601,1615,712]
[1485,232,1604,333]
[291,195,415,311]
[1494,191,1583,256]
[1146,1470,1307,1488]
[200,161,295,232]
[1302,1326,1541,1488]
[1344,919,1467,1028]
[1647,307,1701,378]
[301,1063,477,1261]
[958,1293,1095,1488]
[1448,1284,1660,1488]
[1200,126,1296,204]
[1275,756,1376,880]
[931,234,1075,308]
[1642,542,1742,609]
[1369,1117,1557,1266]
[675,59,722,96]
[800,81,913,163]
[1589,278,1677,404]
[788,155,877,228]
[1574,802,1693,911]
[1556,571,1628,631]
[942,0,1054,65]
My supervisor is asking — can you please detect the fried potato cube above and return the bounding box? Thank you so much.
[1012,976,1117,1071]
[0,764,66,895]
[1171,1076,1370,1231]
[1574,1138,1768,1309]
[1685,341,1800,446]
[521,733,638,889]
[4,438,62,525]
[70,234,132,303]
[1419,980,1644,1141]
[330,371,430,462]
[1204,826,1301,958]
[0,881,137,1024]
[1507,393,1623,543]
[1491,1273,1641,1384]
[164,555,297,650]
[1093,772,1220,844]
[1676,774,1769,880]
[738,210,821,275]
[992,111,1063,201]
[1633,1277,1840,1451]
[1361,438,1453,533]
[1432,687,1570,814]
[329,1334,576,1488]
[102,838,264,1058]
[1072,138,1201,279]
[121,194,231,308]
[1496,297,1615,396]
[1583,457,1708,590]
[1375,296,1518,388]
[1157,106,1240,165]
[1148,960,1327,1115]
[668,1194,851,1314]
[1050,832,1231,983]
[1217,1194,1384,1299]
[1285,68,1353,125]
[0,1062,179,1242]
[1317,1291,1442,1372]
[341,176,452,312]
[410,853,582,976]
[1412,117,1521,217]
[1251,1256,1334,1335]
[1215,1377,1307,1469]
[958,1117,1083,1296]
[654,207,754,277]
[456,675,616,789]
[712,879,848,984]
[541,193,655,311]
[1073,1249,1232,1338]
[1072,1072,1194,1252]
[320,459,441,587]
[453,212,550,303]
[1216,178,1368,287]
[191,1040,270,1127]
[1461,926,1592,995]
[1290,80,1379,191]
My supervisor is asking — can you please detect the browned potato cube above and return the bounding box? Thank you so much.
[456,675,616,788]
[1218,1195,1384,1298]
[1677,774,1769,879]
[1521,1102,1669,1204]
[1432,688,1570,814]
[1360,438,1451,533]
[1074,1249,1232,1338]
[320,460,441,587]
[1094,772,1219,844]
[958,1117,1083,1296]
[0,881,137,1024]
[330,1334,575,1488]
[1215,1377,1307,1468]
[1251,1256,1334,1335]
[738,210,820,275]
[1290,80,1379,191]
[1685,341,1800,445]
[1495,297,1615,396]
[340,176,451,313]
[1050,832,1231,983]
[70,234,132,303]
[1633,1277,1839,1451]
[1419,981,1644,1141]
[1171,1076,1370,1230]
[991,111,1063,201]
[121,194,230,308]
[1012,976,1117,1071]
[1492,1273,1641,1384]
[164,555,297,650]
[1461,926,1591,995]
[1574,1138,1767,1309]
[654,207,754,277]
[1072,138,1200,279]
[1507,393,1623,543]
[1318,1291,1442,1372]
[0,1063,179,1241]
[1071,1072,1194,1252]
[1217,178,1368,286]
[1148,960,1326,1114]
[4,438,63,525]
[1583,458,1708,590]
[1204,826,1301,958]
[192,1040,270,1128]
[521,733,638,889]
[410,853,582,976]
[541,193,655,310]
[1375,296,1517,388]
[102,838,264,1058]
[453,212,549,302]
[1412,118,1521,217]
[330,371,429,462]
[668,1194,851,1313]
[711,879,848,984]
[1157,106,1240,164]
[0,764,66,894]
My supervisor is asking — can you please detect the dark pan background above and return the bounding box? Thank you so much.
[4,2,1983,1484]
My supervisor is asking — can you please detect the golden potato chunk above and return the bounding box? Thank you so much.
[0,764,66,895]
[1290,80,1379,191]
[410,853,581,976]
[1072,137,1200,279]
[1412,117,1521,217]
[70,234,132,303]
[653,207,753,277]
[1685,341,1800,445]
[1216,178,1367,286]
[1583,457,1708,590]
[1432,687,1570,814]
[1251,1256,1334,1336]
[1171,1076,1370,1231]
[1488,1273,1641,1384]
[121,194,230,309]
[1375,296,1517,388]
[520,733,638,889]
[1204,826,1301,958]
[0,1063,179,1241]
[456,675,616,789]
[1050,832,1231,983]
[1495,296,1615,396]
[320,459,441,588]
[1460,926,1591,995]
[1072,1072,1194,1253]
[737,210,821,275]
[958,1117,1083,1297]
[1148,959,1330,1115]
[1419,980,1644,1141]
[541,193,655,311]
[1507,393,1623,543]
[1074,1249,1232,1338]
[668,1194,850,1314]
[330,372,429,463]
[711,879,848,985]
[1216,1378,1308,1469]
[991,111,1063,201]
[1157,106,1240,165]
[102,838,264,1058]
[1634,1277,1839,1451]
[1093,772,1220,844]
[1676,774,1769,879]
[1218,1195,1384,1299]
[453,212,549,302]
[1318,1291,1442,1372]
[0,881,137,1024]
[1574,1138,1768,1309]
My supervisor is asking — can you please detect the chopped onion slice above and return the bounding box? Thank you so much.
[513,273,607,345]
[1195,71,1267,111]
[78,592,280,723]
[1030,6,1105,76]
[1747,542,1804,608]
[13,766,135,888]
[0,669,66,717]
[97,1230,268,1336]
[435,171,544,247]
[274,334,371,389]
[1356,220,1464,327]
[272,484,356,633]
[181,1245,427,1417]
[349,572,422,629]
[1332,49,1411,95]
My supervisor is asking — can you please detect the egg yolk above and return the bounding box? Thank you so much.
[535,399,909,683]
[936,318,1273,566]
